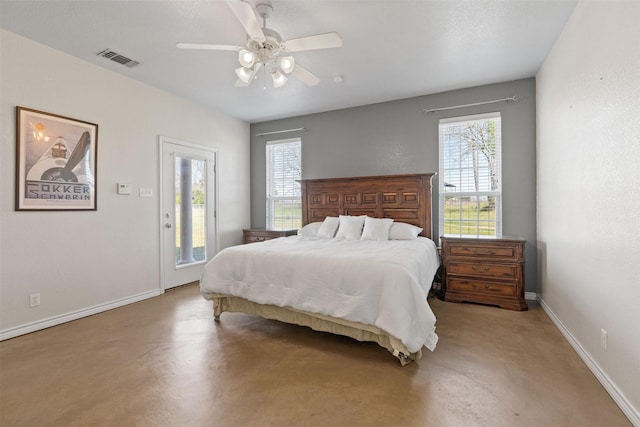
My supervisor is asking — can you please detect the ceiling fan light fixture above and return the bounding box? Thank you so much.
[278,56,295,74]
[238,49,255,68]
[235,66,255,83]
[271,68,288,88]
[178,2,341,89]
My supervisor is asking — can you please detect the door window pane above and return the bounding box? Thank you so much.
[175,156,207,265]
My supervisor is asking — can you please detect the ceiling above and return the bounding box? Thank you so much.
[0,0,577,123]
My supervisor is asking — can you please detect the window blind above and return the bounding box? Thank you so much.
[266,138,302,229]
[439,112,502,238]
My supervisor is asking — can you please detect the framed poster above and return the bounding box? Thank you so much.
[15,106,98,211]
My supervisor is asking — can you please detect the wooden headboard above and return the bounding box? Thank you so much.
[299,173,435,239]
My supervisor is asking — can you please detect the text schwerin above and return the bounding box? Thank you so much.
[26,180,91,200]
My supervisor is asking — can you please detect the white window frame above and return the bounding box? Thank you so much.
[266,137,302,230]
[438,112,502,238]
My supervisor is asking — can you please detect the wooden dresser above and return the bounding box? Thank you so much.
[441,236,527,311]
[243,228,298,244]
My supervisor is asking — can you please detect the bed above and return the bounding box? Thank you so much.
[200,173,439,365]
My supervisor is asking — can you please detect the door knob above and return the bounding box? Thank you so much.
[165,223,172,229]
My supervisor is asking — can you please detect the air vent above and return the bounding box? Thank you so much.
[96,49,140,68]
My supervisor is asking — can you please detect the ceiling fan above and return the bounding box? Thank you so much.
[177,0,343,88]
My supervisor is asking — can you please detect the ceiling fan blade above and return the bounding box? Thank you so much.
[176,43,242,51]
[291,63,320,87]
[283,32,342,52]
[226,0,265,43]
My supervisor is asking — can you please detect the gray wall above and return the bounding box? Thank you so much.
[250,78,537,292]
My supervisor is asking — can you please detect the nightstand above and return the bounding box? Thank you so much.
[441,236,527,311]
[242,228,298,244]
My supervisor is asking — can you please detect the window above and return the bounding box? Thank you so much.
[174,155,207,264]
[439,112,502,237]
[266,137,302,229]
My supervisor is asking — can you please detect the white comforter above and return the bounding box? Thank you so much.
[200,235,440,353]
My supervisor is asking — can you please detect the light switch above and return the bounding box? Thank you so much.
[139,188,153,198]
[117,183,132,195]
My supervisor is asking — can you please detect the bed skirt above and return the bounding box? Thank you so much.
[205,294,422,366]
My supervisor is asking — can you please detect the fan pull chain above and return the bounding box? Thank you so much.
[263,66,267,91]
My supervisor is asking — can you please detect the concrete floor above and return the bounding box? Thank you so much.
[0,284,631,427]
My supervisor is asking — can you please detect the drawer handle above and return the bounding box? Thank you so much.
[471,265,491,273]
[470,248,495,255]
[471,283,491,290]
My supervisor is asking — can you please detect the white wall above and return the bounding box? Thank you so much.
[536,1,640,423]
[0,30,250,336]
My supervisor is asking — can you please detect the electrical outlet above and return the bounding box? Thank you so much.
[29,293,41,308]
[600,329,608,351]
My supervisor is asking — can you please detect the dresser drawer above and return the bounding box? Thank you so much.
[446,278,516,297]
[448,244,516,260]
[447,261,517,279]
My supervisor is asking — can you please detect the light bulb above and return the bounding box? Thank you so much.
[235,66,253,83]
[271,69,288,88]
[278,56,295,74]
[238,49,255,68]
[234,63,262,87]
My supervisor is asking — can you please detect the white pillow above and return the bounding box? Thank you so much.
[389,222,423,240]
[317,217,340,238]
[360,217,393,241]
[298,222,322,236]
[334,215,366,240]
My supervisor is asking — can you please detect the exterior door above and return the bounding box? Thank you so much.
[160,137,217,290]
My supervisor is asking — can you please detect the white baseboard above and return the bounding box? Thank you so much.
[524,291,537,300]
[0,289,162,341]
[538,296,639,426]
